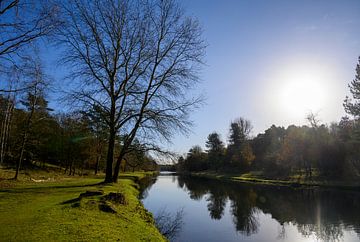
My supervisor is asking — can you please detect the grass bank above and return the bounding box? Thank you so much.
[190,171,360,190]
[0,168,165,242]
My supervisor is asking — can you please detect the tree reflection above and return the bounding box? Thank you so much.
[178,176,260,235]
[297,223,344,242]
[230,189,259,235]
[175,175,360,240]
[138,176,158,199]
[178,176,209,201]
[206,189,227,220]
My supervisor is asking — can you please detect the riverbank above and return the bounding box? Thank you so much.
[0,168,166,241]
[189,171,360,190]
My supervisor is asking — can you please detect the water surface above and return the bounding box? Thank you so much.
[141,174,360,242]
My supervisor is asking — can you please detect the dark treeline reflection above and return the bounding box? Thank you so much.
[138,176,158,200]
[175,176,360,241]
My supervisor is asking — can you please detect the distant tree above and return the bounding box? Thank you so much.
[176,156,186,171]
[337,117,360,177]
[279,126,308,176]
[344,56,360,118]
[205,132,225,170]
[184,145,207,172]
[0,95,15,164]
[81,106,108,175]
[251,125,285,171]
[14,60,49,179]
[306,112,320,129]
[227,118,255,170]
[57,112,94,175]
[228,118,252,147]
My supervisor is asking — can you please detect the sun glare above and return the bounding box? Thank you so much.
[275,68,328,121]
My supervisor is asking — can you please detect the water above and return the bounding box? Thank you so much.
[141,174,360,242]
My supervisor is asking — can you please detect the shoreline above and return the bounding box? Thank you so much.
[187,171,360,191]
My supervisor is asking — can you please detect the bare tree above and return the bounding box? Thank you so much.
[0,0,60,93]
[229,117,253,146]
[14,58,48,179]
[57,0,205,182]
[306,112,320,129]
[0,77,17,164]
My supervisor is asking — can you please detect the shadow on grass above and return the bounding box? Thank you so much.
[0,181,105,194]
[0,173,149,194]
[60,197,82,205]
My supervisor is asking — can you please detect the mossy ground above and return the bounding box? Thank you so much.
[0,167,165,242]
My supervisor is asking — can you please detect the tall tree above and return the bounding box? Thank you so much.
[227,118,254,170]
[228,118,252,147]
[14,60,49,179]
[184,145,207,172]
[0,94,15,164]
[57,0,205,182]
[344,56,360,118]
[205,132,224,170]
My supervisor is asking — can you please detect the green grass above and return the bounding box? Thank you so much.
[0,169,165,242]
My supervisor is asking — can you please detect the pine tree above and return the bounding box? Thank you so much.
[205,132,225,170]
[344,57,360,118]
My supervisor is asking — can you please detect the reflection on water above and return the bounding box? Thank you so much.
[141,175,360,242]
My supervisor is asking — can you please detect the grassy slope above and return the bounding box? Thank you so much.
[191,171,360,190]
[0,169,165,242]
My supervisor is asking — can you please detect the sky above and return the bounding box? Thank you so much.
[39,0,360,155]
[163,0,360,154]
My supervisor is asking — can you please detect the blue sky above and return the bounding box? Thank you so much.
[163,0,360,154]
[42,0,360,154]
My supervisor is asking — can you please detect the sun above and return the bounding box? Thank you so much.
[275,69,328,121]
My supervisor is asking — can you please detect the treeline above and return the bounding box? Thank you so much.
[177,58,360,180]
[0,94,158,176]
[178,117,360,179]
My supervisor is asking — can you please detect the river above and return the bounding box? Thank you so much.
[140,174,360,242]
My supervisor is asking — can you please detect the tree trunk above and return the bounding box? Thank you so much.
[105,127,115,183]
[68,161,72,175]
[14,105,35,180]
[14,131,28,179]
[0,99,14,165]
[104,97,116,183]
[112,149,126,183]
[95,155,100,175]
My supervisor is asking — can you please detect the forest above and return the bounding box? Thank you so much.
[177,59,360,181]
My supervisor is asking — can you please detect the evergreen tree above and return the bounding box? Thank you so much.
[205,132,225,170]
[344,57,360,118]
